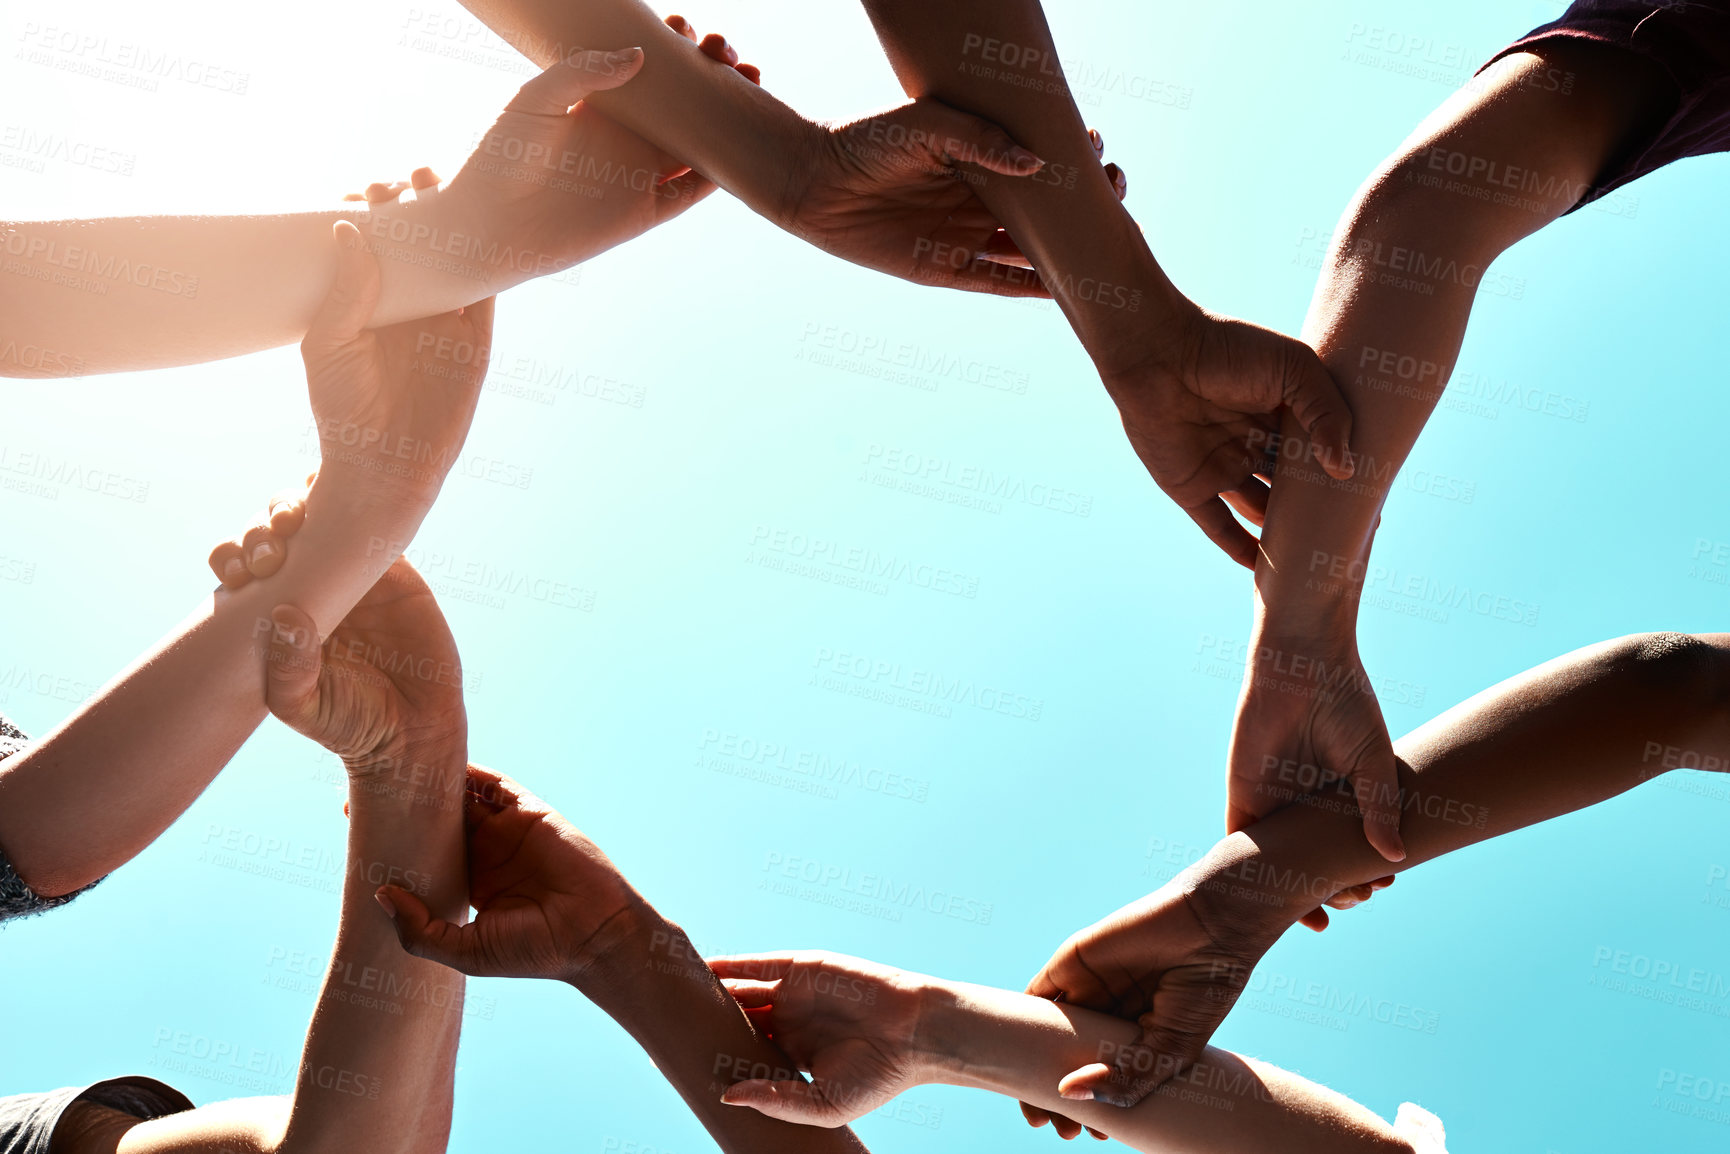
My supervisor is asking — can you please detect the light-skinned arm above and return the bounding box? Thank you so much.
[58,560,473,1154]
[854,0,1360,565]
[1031,630,1730,1106]
[0,224,490,898]
[1230,39,1678,857]
[709,951,1416,1154]
[1,42,741,378]
[374,767,872,1154]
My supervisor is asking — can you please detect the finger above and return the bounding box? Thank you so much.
[1221,478,1270,528]
[1352,748,1407,864]
[208,539,250,589]
[698,32,738,67]
[239,522,285,581]
[719,1080,843,1127]
[922,251,1051,298]
[1020,1100,1053,1129]
[1049,1111,1084,1141]
[1281,351,1356,481]
[1103,162,1127,202]
[1088,128,1103,161]
[410,166,440,198]
[1299,907,1331,931]
[664,13,696,41]
[463,763,520,817]
[507,48,645,116]
[924,102,1043,176]
[374,886,497,976]
[708,954,797,982]
[263,603,322,731]
[360,180,410,207]
[718,978,781,1008]
[1184,497,1260,570]
[980,229,1033,269]
[266,488,308,537]
[304,221,381,354]
[735,62,761,85]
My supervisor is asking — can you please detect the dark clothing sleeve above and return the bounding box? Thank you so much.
[0,1077,193,1154]
[1482,0,1730,210]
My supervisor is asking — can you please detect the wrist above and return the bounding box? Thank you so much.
[905,975,967,1084]
[1066,233,1196,384]
[1179,835,1312,943]
[558,896,670,999]
[344,741,468,810]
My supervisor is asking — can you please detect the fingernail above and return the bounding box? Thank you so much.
[1011,147,1046,170]
[1060,1086,1095,1102]
[250,541,276,566]
[222,558,245,582]
[373,889,397,918]
[608,47,643,63]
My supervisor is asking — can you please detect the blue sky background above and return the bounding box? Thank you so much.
[2,0,1729,1150]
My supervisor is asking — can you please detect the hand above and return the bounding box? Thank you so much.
[1227,624,1405,864]
[374,766,651,988]
[1021,878,1281,1122]
[783,100,1056,296]
[430,27,761,280]
[207,473,312,590]
[303,220,493,506]
[709,951,929,1126]
[260,557,465,774]
[1102,310,1356,568]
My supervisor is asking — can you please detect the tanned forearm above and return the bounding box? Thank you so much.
[1257,41,1675,632]
[858,0,1188,368]
[0,481,424,896]
[1208,633,1730,928]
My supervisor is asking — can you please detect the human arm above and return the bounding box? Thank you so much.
[56,560,472,1154]
[1230,39,1679,855]
[1033,630,1730,1106]
[706,951,1411,1153]
[854,0,1358,564]
[0,224,491,898]
[0,46,730,377]
[373,767,869,1154]
[459,0,1062,295]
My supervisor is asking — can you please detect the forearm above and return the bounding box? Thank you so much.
[1258,45,1665,628]
[1,199,516,377]
[860,0,1186,364]
[920,981,1404,1153]
[277,746,469,1154]
[1207,633,1730,925]
[0,481,426,895]
[457,0,815,223]
[584,915,870,1154]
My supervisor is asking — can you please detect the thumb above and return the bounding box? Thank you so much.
[508,48,643,115]
[374,885,489,975]
[920,102,1043,177]
[263,604,322,732]
[305,221,381,354]
[720,1079,846,1127]
[1282,349,1356,480]
[1352,745,1407,864]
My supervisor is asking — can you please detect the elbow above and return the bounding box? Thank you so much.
[1325,147,1510,277]
[1596,632,1730,721]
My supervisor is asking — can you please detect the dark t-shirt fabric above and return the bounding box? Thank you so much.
[0,714,101,923]
[0,1077,193,1154]
[1483,0,1730,209]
